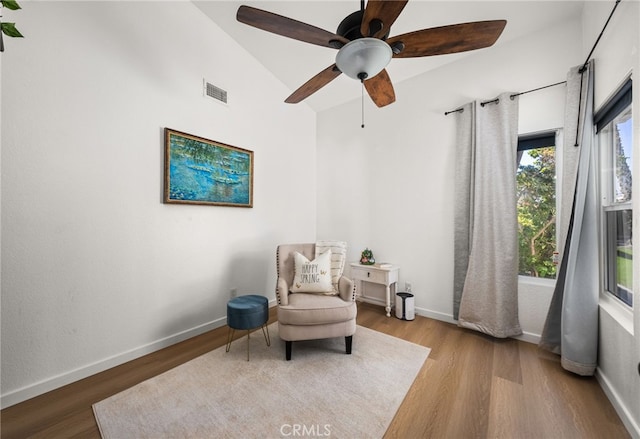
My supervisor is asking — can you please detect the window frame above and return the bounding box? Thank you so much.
[597,78,633,309]
[516,130,559,280]
[602,205,633,306]
[518,132,557,152]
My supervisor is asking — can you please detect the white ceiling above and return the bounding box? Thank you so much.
[194,1,585,112]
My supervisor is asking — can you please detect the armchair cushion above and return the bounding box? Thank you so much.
[278,293,357,326]
[290,250,335,294]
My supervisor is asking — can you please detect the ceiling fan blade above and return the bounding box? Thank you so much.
[364,69,396,107]
[387,20,507,58]
[360,0,409,39]
[285,64,343,104]
[237,5,349,49]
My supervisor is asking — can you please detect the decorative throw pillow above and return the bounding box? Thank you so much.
[290,250,335,294]
[315,240,347,292]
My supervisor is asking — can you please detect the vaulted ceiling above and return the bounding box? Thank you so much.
[195,1,584,112]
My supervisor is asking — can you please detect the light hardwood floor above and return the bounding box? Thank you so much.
[1,303,630,438]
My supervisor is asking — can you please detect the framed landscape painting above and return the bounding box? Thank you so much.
[164,128,253,207]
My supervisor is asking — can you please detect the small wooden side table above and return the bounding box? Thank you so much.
[350,263,399,317]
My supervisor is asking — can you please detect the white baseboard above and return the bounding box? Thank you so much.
[514,331,541,344]
[414,306,457,325]
[414,306,541,344]
[1,315,228,409]
[596,369,640,439]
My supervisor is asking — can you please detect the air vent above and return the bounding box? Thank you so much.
[204,80,228,104]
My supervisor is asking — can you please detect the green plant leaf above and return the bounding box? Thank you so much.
[1,22,23,37]
[1,0,21,11]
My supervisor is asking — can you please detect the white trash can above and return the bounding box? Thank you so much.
[395,292,415,321]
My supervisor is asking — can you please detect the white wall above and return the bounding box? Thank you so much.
[318,17,582,336]
[582,1,640,437]
[0,1,317,407]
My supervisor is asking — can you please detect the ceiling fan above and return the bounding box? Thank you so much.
[237,0,506,108]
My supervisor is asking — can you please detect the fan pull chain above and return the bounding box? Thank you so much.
[361,81,365,128]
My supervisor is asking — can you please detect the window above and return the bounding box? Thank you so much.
[517,132,557,279]
[598,78,632,307]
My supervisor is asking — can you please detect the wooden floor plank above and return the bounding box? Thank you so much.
[492,337,523,384]
[486,376,531,438]
[444,331,494,439]
[0,303,630,439]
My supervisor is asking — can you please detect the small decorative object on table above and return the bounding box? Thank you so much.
[360,248,375,265]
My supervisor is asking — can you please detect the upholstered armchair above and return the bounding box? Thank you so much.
[276,243,357,360]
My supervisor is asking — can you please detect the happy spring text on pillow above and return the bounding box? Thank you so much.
[300,263,326,284]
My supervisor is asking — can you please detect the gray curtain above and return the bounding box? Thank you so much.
[539,61,598,376]
[453,102,475,321]
[454,93,523,338]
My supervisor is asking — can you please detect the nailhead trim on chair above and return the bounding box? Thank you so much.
[276,247,282,305]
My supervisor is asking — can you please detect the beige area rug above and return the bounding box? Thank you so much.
[93,324,430,438]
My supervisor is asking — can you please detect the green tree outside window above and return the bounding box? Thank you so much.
[517,146,556,278]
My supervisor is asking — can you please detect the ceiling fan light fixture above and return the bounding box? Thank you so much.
[335,38,392,81]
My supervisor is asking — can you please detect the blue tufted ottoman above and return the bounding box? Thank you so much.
[226,294,270,361]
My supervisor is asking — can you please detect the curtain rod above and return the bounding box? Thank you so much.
[571,0,621,145]
[444,107,464,115]
[511,81,567,99]
[444,80,567,115]
[579,0,621,73]
[445,0,622,116]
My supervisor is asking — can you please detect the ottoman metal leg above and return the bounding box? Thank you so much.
[226,326,271,361]
[262,324,271,347]
[225,328,235,353]
[226,328,253,361]
[246,329,250,361]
